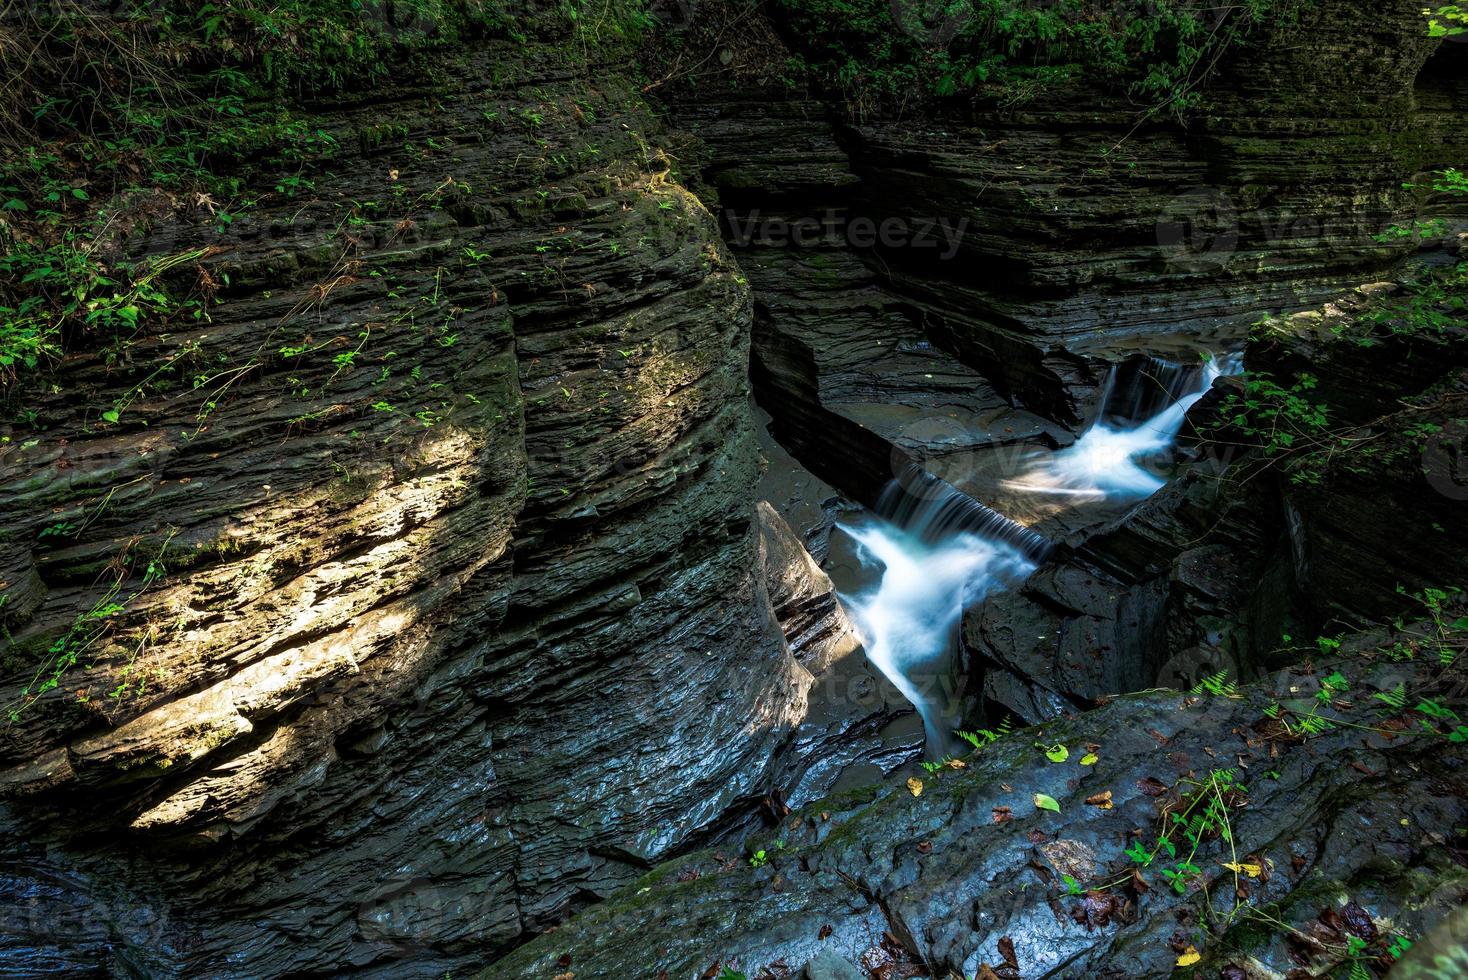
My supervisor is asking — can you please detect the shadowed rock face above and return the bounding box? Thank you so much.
[0,46,877,977]
[964,273,1468,729]
[667,1,1459,487]
[1,4,1464,979]
[483,656,1468,980]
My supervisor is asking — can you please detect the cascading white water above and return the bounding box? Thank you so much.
[1004,351,1243,501]
[832,351,1239,757]
[836,519,1033,755]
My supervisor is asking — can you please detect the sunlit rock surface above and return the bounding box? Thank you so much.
[0,48,867,977]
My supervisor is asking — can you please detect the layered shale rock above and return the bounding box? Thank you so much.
[486,654,1468,979]
[0,41,881,977]
[665,2,1462,502]
[965,275,1468,726]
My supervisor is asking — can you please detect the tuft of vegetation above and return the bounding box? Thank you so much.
[769,0,1306,116]
[1425,4,1467,38]
[0,0,526,392]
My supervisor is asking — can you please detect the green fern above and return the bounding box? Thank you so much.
[1373,684,1408,711]
[1191,669,1240,698]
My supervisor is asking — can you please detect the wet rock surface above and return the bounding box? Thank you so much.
[965,278,1468,727]
[0,2,1465,977]
[485,656,1468,979]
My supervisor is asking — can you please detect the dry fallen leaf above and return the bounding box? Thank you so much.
[906,777,924,798]
[1084,790,1113,810]
[1221,861,1263,878]
[1176,946,1201,967]
[946,757,967,770]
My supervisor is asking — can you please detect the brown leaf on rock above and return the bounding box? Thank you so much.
[992,806,1013,824]
[1342,901,1378,941]
[1136,776,1168,797]
[917,840,933,855]
[818,924,833,940]
[1069,890,1129,930]
[1084,790,1113,809]
[557,953,573,967]
[998,935,1018,969]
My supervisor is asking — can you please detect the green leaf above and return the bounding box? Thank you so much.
[101,409,120,424]
[1034,793,1060,813]
[1043,744,1069,763]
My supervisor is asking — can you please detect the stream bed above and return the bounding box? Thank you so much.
[827,350,1240,755]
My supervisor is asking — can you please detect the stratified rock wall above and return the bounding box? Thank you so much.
[0,48,812,978]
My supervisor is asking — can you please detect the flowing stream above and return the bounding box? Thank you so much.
[1004,352,1244,500]
[833,351,1239,755]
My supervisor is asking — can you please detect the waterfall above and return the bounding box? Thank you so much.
[1003,351,1243,501]
[880,462,1053,562]
[831,350,1238,758]
[835,515,1034,756]
[834,472,1041,755]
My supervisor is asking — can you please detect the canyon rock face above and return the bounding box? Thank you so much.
[964,276,1468,728]
[0,2,1464,978]
[668,0,1463,508]
[0,43,883,977]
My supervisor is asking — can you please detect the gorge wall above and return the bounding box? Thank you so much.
[0,37,879,978]
[0,1,1463,977]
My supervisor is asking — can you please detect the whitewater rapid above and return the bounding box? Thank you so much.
[834,350,1240,756]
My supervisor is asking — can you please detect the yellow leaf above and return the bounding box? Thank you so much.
[1080,752,1099,766]
[906,777,924,798]
[1176,946,1201,967]
[945,758,967,770]
[1221,861,1263,878]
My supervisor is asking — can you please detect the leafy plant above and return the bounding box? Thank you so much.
[957,716,1013,752]
[1125,768,1250,910]
[1191,670,1241,698]
[1425,4,1468,37]
[769,0,1305,118]
[5,530,178,721]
